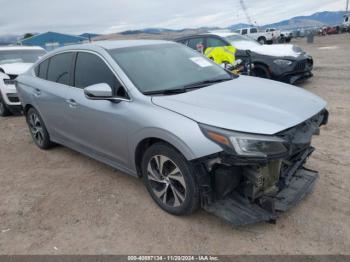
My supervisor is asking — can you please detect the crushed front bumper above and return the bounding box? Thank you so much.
[196,110,327,226]
[203,168,318,226]
[274,56,314,84]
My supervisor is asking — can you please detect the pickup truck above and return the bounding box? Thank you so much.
[234,27,280,44]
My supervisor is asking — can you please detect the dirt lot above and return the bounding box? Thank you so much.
[0,34,349,255]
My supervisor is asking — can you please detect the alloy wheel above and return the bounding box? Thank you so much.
[147,155,187,207]
[28,112,45,146]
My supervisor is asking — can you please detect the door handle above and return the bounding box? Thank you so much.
[66,99,78,108]
[34,88,41,96]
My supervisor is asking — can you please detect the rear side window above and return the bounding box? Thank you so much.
[242,29,248,35]
[206,37,227,47]
[74,52,126,97]
[47,52,74,85]
[250,28,258,33]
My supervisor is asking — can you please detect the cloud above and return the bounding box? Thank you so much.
[0,0,345,35]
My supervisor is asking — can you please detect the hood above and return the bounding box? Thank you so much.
[152,76,326,135]
[232,41,302,58]
[0,63,33,75]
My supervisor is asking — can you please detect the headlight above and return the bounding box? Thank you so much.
[273,59,292,67]
[200,124,287,158]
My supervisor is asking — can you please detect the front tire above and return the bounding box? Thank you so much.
[0,93,11,117]
[26,108,53,149]
[252,64,271,79]
[141,143,200,215]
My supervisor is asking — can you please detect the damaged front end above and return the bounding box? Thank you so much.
[195,109,329,226]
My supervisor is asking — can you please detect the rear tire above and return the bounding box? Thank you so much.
[0,93,11,117]
[141,142,200,215]
[26,108,53,149]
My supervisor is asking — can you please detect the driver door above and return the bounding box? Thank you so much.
[64,51,131,167]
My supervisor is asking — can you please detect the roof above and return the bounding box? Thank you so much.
[174,33,217,41]
[53,39,172,52]
[93,40,171,49]
[0,46,45,51]
[210,32,239,37]
[174,32,239,41]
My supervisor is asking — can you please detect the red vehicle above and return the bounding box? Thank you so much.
[326,26,339,35]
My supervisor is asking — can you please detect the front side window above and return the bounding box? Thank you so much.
[250,28,258,33]
[206,37,228,47]
[109,43,233,94]
[74,52,126,97]
[47,52,75,85]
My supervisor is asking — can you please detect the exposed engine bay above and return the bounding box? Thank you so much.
[195,109,329,226]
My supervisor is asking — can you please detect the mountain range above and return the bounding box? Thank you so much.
[119,11,346,35]
[0,11,347,44]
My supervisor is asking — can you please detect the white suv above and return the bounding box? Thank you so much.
[0,46,46,116]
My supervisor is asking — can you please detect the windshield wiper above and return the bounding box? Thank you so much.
[143,89,188,95]
[143,77,233,96]
[182,77,233,89]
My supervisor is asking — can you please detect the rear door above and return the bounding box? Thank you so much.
[32,52,75,139]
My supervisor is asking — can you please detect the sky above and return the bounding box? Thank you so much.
[0,0,346,35]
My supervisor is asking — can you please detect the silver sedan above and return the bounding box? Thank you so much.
[16,40,328,225]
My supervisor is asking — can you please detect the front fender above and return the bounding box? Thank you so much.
[129,122,222,172]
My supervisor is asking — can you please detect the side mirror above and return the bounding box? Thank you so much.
[84,83,113,100]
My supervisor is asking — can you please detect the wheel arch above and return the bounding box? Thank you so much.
[252,61,272,78]
[134,137,185,176]
[131,129,198,177]
[23,104,34,115]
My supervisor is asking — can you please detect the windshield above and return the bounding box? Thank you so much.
[109,43,233,94]
[0,49,46,65]
[224,35,261,49]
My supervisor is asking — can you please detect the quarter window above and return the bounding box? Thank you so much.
[36,59,49,80]
[178,39,188,45]
[74,52,126,97]
[47,52,74,85]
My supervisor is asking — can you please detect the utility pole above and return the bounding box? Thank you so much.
[239,0,256,26]
[347,0,349,12]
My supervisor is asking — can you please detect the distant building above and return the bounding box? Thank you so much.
[18,31,88,51]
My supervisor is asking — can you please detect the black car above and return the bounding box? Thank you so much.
[175,33,313,84]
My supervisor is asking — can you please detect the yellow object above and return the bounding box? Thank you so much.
[204,46,236,65]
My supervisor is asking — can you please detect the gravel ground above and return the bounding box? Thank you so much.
[0,34,349,255]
